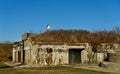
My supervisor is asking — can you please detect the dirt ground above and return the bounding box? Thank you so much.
[65,64,120,74]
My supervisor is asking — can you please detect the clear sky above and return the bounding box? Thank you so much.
[0,0,120,41]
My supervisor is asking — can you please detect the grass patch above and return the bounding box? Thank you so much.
[0,62,11,68]
[0,66,117,74]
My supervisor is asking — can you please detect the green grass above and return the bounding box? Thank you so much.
[0,66,117,74]
[0,62,10,68]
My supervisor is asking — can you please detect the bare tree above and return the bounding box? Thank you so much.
[112,26,120,34]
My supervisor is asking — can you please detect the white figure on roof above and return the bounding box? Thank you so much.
[46,24,51,32]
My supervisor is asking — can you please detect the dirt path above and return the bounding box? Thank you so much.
[65,64,120,74]
[4,61,29,68]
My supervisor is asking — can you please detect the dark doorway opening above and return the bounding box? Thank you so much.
[23,50,25,64]
[18,51,21,62]
[69,49,84,64]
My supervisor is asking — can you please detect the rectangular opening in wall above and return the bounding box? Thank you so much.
[23,50,25,64]
[69,48,84,64]
[18,51,21,62]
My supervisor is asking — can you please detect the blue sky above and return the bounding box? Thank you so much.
[0,0,120,41]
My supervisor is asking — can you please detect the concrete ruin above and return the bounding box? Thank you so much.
[13,33,120,67]
[99,44,120,70]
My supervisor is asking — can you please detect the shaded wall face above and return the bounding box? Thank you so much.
[108,44,120,63]
[24,50,31,64]
[108,53,120,63]
[23,39,33,65]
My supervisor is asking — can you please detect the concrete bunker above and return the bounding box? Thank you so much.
[69,48,84,64]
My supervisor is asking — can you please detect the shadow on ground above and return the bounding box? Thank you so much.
[0,66,11,68]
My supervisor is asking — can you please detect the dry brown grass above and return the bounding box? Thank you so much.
[0,43,13,61]
[31,30,120,44]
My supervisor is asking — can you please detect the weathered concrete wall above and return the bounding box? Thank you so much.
[12,48,16,62]
[108,53,120,63]
[92,43,120,63]
[52,48,68,65]
[13,50,18,62]
[13,45,23,63]
[24,43,89,66]
[106,44,120,63]
[13,42,97,66]
[23,39,33,65]
[29,45,70,66]
[13,40,120,67]
[81,50,88,63]
[95,53,105,63]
